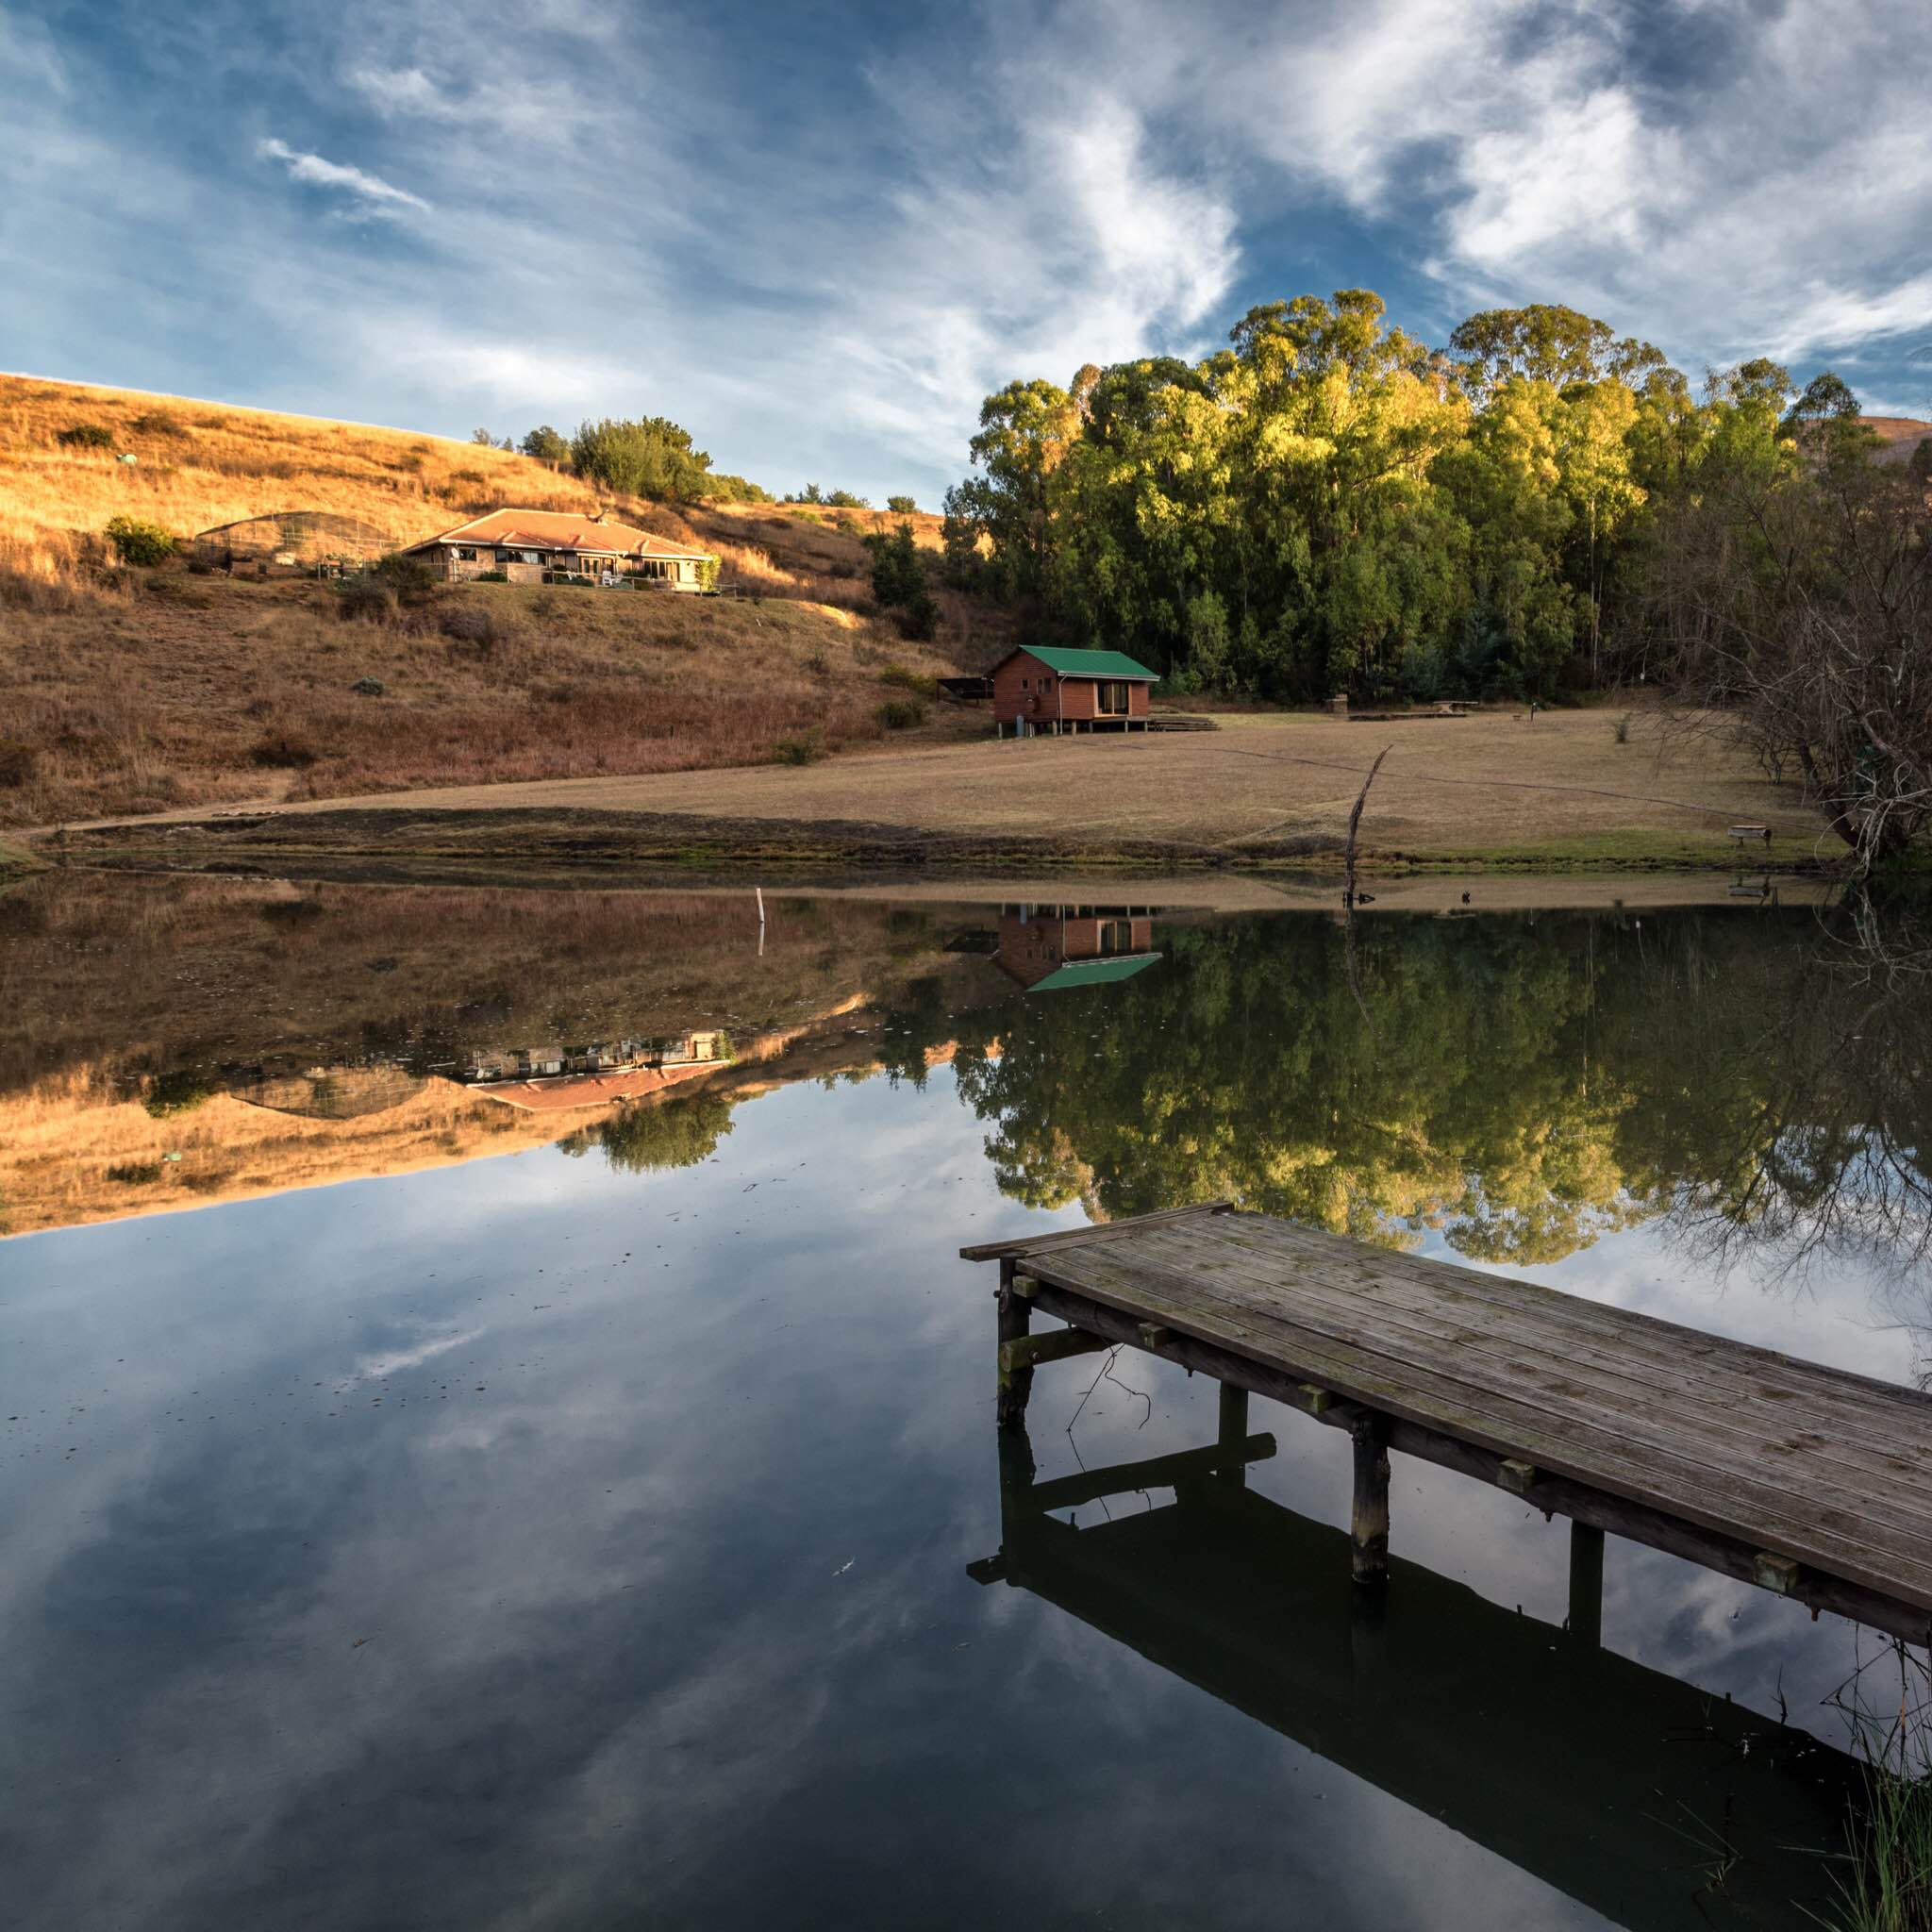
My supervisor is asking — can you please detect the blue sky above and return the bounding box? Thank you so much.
[3,0,1930,503]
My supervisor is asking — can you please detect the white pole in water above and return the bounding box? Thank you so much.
[757,886,765,957]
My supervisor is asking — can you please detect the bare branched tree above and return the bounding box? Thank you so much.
[1633,451,1932,872]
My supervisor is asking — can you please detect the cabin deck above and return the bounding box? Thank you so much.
[961,1203,1932,1646]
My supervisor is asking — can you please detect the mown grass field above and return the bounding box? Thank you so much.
[0,376,1008,824]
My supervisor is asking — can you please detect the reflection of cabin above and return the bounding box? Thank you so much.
[225,1063,426,1119]
[991,646,1156,735]
[399,508,716,589]
[193,511,391,576]
[995,906,1159,991]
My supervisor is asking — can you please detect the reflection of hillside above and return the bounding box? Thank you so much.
[0,876,1013,1238]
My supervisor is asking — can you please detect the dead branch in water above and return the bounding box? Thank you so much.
[1343,745,1391,907]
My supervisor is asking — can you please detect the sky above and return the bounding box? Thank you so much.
[3,0,1930,503]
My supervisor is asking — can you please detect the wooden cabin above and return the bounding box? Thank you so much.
[991,646,1156,734]
[995,906,1160,991]
[400,508,716,589]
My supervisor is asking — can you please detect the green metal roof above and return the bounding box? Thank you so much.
[1027,953,1161,992]
[1012,646,1158,680]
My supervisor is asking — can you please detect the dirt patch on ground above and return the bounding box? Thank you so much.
[46,706,1843,878]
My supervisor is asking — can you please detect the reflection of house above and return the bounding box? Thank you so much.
[464,1031,732,1108]
[991,646,1156,735]
[400,508,715,589]
[192,511,391,576]
[995,906,1160,991]
[463,1033,728,1085]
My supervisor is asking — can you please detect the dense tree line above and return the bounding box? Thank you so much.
[467,416,773,502]
[941,294,1920,718]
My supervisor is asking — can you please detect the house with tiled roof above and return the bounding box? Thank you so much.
[402,508,717,590]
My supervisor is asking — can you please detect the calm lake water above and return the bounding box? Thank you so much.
[3,872,1928,1929]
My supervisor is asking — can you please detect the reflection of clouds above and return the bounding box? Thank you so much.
[0,1056,1877,1927]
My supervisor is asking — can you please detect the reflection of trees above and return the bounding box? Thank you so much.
[560,1092,734,1174]
[899,908,1932,1291]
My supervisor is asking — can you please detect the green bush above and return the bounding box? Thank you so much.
[0,740,37,789]
[335,576,399,623]
[886,494,917,514]
[896,590,940,641]
[521,425,569,463]
[129,410,187,439]
[351,676,386,696]
[876,698,926,729]
[368,552,439,603]
[880,664,937,696]
[475,568,508,582]
[773,730,825,765]
[57,424,114,449]
[108,1162,163,1186]
[143,1069,215,1118]
[104,515,176,566]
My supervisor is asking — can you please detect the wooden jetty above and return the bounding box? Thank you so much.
[969,1424,1861,1929]
[961,1203,1932,1648]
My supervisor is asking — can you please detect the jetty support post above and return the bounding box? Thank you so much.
[996,1260,1033,1429]
[1351,1413,1391,1587]
[1569,1522,1605,1648]
[1217,1380,1250,1492]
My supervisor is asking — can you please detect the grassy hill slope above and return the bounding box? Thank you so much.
[0,376,1008,825]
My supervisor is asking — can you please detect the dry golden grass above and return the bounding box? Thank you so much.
[231,705,1839,862]
[0,377,1017,823]
[0,568,980,824]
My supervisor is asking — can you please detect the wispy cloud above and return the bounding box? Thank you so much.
[257,136,430,217]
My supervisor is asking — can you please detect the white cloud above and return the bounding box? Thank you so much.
[257,136,430,216]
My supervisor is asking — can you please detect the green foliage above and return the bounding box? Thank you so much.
[695,556,720,591]
[876,697,926,729]
[825,489,870,508]
[520,425,569,462]
[582,1093,734,1174]
[57,424,115,449]
[471,427,496,446]
[144,1069,214,1118]
[886,494,917,513]
[128,410,188,439]
[944,289,1890,702]
[104,515,175,565]
[865,521,924,607]
[773,729,825,764]
[570,416,719,500]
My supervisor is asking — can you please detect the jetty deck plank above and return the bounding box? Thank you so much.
[962,1205,1932,1624]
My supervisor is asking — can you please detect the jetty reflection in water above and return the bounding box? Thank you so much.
[4,870,1931,1927]
[974,1408,1859,1929]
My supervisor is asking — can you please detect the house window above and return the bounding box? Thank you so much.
[1098,918,1131,955]
[454,545,478,561]
[1021,676,1029,690]
[1097,679,1129,715]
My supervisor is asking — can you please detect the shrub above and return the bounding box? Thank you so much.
[880,664,937,696]
[351,676,386,696]
[368,552,439,603]
[56,424,115,449]
[0,740,37,789]
[825,489,870,508]
[773,730,825,765]
[441,604,513,654]
[335,576,399,624]
[896,589,941,641]
[521,425,569,463]
[1613,711,1631,744]
[475,568,508,582]
[108,1162,163,1186]
[248,730,319,770]
[128,410,187,439]
[144,1069,215,1118]
[804,651,830,677]
[876,698,926,729]
[886,494,917,514]
[104,515,176,566]
[450,468,487,486]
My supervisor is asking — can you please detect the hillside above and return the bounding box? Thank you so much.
[0,376,1008,824]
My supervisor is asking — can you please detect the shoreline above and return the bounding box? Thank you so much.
[11,801,1845,895]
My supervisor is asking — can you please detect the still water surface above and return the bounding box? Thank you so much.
[3,874,1927,1929]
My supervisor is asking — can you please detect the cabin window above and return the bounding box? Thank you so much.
[1098,918,1132,955]
[454,545,478,561]
[1021,676,1029,690]
[1097,679,1129,715]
